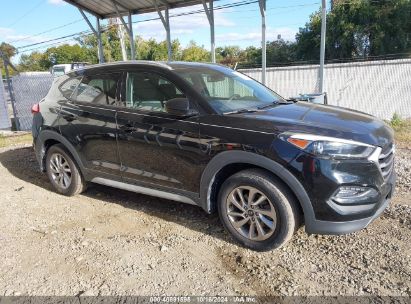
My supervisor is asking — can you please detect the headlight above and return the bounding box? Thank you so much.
[279,133,376,159]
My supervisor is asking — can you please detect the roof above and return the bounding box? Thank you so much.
[167,61,227,70]
[63,0,206,19]
[77,60,172,72]
[74,60,226,73]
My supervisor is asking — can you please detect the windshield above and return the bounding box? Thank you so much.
[175,66,285,113]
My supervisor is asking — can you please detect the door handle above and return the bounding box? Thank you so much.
[120,124,136,133]
[62,114,77,122]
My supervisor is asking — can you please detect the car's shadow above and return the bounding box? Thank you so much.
[0,146,235,246]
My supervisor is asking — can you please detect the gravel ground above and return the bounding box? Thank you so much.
[396,148,411,195]
[0,144,410,296]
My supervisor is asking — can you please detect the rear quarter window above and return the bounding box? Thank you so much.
[71,73,121,105]
[43,74,70,101]
[59,76,82,99]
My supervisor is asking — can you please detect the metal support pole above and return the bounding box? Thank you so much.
[96,17,104,63]
[259,0,266,85]
[79,8,97,35]
[1,52,19,130]
[210,0,215,63]
[79,9,104,63]
[117,18,128,61]
[165,7,171,61]
[111,1,136,61]
[202,0,215,63]
[319,0,327,93]
[128,12,136,60]
[154,0,172,61]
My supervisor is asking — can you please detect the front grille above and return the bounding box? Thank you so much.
[378,143,395,180]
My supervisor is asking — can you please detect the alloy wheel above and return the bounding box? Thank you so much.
[49,153,72,190]
[225,186,277,241]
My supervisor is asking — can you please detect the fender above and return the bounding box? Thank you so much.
[36,129,85,174]
[199,150,316,228]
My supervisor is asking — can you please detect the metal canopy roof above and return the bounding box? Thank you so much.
[61,0,298,87]
[63,0,206,19]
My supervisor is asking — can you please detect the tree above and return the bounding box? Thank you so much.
[76,24,124,63]
[136,37,181,61]
[266,39,297,64]
[295,12,322,61]
[181,41,210,62]
[216,45,246,67]
[19,51,49,72]
[9,0,411,74]
[242,46,261,67]
[45,44,89,67]
[0,42,16,59]
[0,42,17,76]
[238,41,297,68]
[17,43,92,72]
[295,0,411,61]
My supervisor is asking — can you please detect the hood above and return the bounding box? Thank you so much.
[242,101,394,147]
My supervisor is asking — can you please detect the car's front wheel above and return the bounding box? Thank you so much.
[46,144,85,196]
[218,169,301,251]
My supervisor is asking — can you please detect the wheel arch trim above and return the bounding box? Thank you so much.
[199,150,316,227]
[37,130,84,173]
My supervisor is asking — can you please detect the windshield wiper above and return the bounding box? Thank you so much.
[223,108,259,115]
[224,99,292,115]
[257,102,277,110]
[257,100,292,110]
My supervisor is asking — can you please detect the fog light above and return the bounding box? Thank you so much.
[332,186,379,205]
[335,186,377,198]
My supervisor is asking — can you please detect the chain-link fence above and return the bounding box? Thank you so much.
[239,58,411,120]
[0,76,11,130]
[11,73,54,131]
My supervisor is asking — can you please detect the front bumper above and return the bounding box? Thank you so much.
[305,169,396,235]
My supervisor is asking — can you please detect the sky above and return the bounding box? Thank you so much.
[0,0,321,62]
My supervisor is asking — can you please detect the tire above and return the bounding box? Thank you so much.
[218,168,301,251]
[45,144,86,196]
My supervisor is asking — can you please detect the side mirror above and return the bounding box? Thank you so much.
[165,98,198,117]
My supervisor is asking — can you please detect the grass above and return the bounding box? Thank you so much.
[0,133,33,148]
[387,114,411,147]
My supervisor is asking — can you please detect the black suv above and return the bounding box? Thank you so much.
[32,61,396,251]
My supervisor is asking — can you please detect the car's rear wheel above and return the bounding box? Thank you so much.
[218,169,300,251]
[46,144,85,196]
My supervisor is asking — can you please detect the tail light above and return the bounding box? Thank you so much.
[31,103,40,114]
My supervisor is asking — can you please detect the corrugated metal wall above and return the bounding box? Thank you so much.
[239,58,411,120]
[0,76,11,130]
